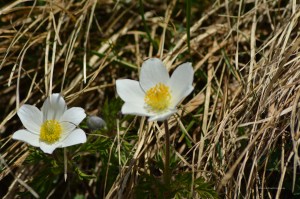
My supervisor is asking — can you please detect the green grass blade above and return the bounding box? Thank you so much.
[186,0,191,55]
[139,0,158,50]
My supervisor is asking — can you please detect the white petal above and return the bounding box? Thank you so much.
[61,107,86,126]
[41,93,67,121]
[40,141,61,154]
[61,122,76,135]
[12,129,40,147]
[148,109,177,122]
[17,105,42,134]
[169,63,194,107]
[121,102,154,117]
[140,58,170,91]
[61,129,87,147]
[116,79,145,103]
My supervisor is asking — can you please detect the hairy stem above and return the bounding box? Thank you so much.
[164,120,171,188]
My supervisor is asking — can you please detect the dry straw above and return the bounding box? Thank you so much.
[0,0,299,198]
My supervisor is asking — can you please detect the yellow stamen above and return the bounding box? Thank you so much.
[40,120,62,143]
[144,83,171,112]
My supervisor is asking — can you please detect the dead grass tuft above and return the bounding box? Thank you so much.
[0,0,299,198]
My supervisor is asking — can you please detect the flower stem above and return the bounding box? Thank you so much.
[64,148,67,181]
[163,120,170,188]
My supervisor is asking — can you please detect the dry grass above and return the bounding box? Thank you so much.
[0,0,300,198]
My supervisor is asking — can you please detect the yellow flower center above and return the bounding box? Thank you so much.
[40,120,62,143]
[144,83,171,112]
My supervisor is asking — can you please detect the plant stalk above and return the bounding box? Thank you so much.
[163,120,170,187]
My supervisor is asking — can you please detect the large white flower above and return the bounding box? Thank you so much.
[12,93,87,154]
[116,58,194,121]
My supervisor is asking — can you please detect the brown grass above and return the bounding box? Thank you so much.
[0,0,300,198]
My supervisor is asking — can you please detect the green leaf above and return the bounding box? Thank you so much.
[75,167,95,180]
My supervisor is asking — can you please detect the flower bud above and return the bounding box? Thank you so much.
[87,116,106,130]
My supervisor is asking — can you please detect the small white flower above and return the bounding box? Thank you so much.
[12,93,87,154]
[116,58,194,121]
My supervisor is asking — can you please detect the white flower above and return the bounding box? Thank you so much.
[116,58,194,121]
[12,93,87,154]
